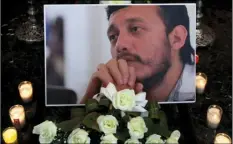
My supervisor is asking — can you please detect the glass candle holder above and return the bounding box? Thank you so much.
[9,105,26,129]
[214,133,232,144]
[196,72,207,94]
[207,105,223,129]
[18,81,33,103]
[2,127,18,144]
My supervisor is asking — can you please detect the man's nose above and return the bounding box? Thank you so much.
[115,33,132,53]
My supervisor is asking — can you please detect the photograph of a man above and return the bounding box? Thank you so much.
[45,4,196,105]
[81,5,196,104]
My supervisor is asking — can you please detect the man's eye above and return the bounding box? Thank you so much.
[109,35,117,41]
[130,26,140,33]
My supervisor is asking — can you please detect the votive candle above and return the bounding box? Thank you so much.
[18,81,33,103]
[214,133,232,144]
[9,105,26,129]
[196,72,207,94]
[2,127,18,144]
[207,105,223,129]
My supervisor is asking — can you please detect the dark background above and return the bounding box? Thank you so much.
[1,0,232,144]
[2,0,232,25]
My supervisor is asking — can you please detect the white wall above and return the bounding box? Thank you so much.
[44,4,196,103]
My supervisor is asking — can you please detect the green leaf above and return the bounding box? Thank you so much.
[109,108,121,119]
[159,110,168,130]
[99,97,111,108]
[143,117,171,138]
[57,117,83,132]
[70,107,86,119]
[143,117,156,136]
[152,123,171,138]
[82,112,101,132]
[115,128,130,142]
[147,101,160,119]
[122,114,130,123]
[126,112,141,117]
[85,99,99,113]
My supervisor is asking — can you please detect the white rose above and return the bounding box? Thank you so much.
[127,116,148,139]
[145,134,165,144]
[97,115,119,134]
[100,134,118,144]
[112,89,136,111]
[67,128,90,144]
[166,137,179,144]
[125,138,141,144]
[166,130,181,144]
[33,121,57,144]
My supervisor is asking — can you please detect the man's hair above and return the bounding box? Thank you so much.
[106,5,195,65]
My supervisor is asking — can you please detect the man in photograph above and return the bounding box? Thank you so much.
[81,5,196,103]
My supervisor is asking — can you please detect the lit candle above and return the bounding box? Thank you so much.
[2,127,18,144]
[9,105,26,129]
[196,73,207,94]
[18,81,33,103]
[207,105,223,129]
[214,133,232,144]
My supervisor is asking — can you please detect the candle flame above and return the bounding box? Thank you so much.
[2,128,17,143]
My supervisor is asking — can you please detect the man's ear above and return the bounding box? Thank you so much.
[168,25,188,50]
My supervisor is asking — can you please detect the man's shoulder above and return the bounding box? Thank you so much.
[177,64,196,101]
[183,64,195,76]
[181,64,195,89]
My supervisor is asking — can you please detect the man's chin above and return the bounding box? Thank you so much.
[135,72,152,83]
[141,70,168,91]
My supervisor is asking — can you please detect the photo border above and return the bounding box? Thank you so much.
[44,3,197,107]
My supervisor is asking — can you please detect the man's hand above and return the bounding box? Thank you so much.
[96,59,143,91]
[80,59,143,104]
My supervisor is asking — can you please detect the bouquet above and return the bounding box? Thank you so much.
[33,83,181,144]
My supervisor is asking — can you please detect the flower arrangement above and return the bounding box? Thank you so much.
[33,83,181,144]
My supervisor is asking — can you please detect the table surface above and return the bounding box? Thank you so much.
[1,1,232,144]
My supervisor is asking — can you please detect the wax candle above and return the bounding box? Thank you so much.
[207,105,223,129]
[2,127,18,144]
[9,105,26,129]
[196,73,207,94]
[18,81,33,103]
[214,133,232,144]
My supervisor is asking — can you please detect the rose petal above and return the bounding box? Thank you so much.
[140,111,149,117]
[106,83,117,99]
[100,87,112,101]
[131,106,147,112]
[32,120,50,135]
[135,92,146,101]
[32,125,41,135]
[170,130,181,141]
[136,100,148,107]
[93,93,101,102]
[121,111,126,117]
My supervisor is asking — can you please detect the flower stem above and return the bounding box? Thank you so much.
[109,104,113,110]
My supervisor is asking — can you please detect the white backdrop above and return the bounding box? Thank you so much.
[44,4,196,103]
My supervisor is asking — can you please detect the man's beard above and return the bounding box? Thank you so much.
[117,52,170,91]
[142,39,171,91]
[142,60,170,92]
[117,39,171,91]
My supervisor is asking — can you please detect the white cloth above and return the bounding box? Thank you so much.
[167,64,196,102]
